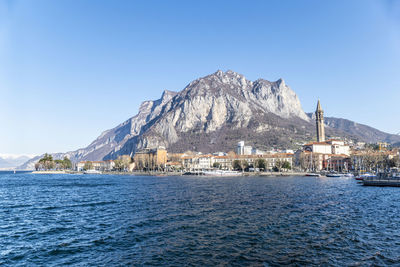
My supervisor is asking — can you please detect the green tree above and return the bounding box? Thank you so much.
[282,161,291,170]
[38,153,55,170]
[255,159,266,170]
[233,160,242,171]
[38,153,53,163]
[63,157,72,170]
[213,162,221,169]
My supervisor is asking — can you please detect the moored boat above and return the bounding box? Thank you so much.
[342,173,354,178]
[305,173,320,177]
[83,169,102,174]
[354,173,375,181]
[326,173,342,177]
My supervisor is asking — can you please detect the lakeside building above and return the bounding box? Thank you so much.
[297,151,351,172]
[303,139,350,156]
[182,153,293,171]
[252,148,266,155]
[133,147,167,171]
[76,160,115,171]
[165,161,183,170]
[182,154,214,170]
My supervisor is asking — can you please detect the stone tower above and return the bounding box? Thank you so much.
[315,100,325,142]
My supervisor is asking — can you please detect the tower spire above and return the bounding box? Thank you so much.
[315,100,325,142]
[317,99,322,111]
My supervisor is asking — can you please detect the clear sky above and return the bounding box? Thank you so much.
[1,0,399,156]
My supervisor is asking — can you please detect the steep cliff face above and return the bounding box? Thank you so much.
[104,70,311,158]
[18,70,400,169]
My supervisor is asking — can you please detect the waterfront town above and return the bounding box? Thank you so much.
[36,101,399,174]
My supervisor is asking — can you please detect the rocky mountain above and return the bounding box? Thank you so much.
[103,70,314,158]
[18,70,400,169]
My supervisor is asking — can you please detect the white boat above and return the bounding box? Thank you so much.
[342,173,354,178]
[83,169,102,174]
[203,170,242,177]
[326,173,342,177]
[355,173,376,181]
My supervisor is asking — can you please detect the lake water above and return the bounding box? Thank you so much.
[1,172,400,266]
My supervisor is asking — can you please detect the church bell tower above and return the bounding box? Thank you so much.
[315,100,325,142]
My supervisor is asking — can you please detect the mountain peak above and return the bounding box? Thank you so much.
[276,78,285,87]
[225,69,244,77]
[161,90,177,100]
[211,69,244,78]
[214,69,224,76]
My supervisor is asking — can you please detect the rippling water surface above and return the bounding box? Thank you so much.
[1,172,400,266]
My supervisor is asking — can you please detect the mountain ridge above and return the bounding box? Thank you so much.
[18,70,400,169]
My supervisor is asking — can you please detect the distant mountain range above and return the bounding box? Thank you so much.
[18,70,400,169]
[0,154,34,169]
[324,117,400,144]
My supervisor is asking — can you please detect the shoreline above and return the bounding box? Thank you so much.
[31,170,309,177]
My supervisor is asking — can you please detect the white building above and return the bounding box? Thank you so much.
[252,148,265,155]
[236,141,245,155]
[182,155,214,170]
[243,146,253,155]
[182,153,294,171]
[303,139,350,156]
[76,160,115,171]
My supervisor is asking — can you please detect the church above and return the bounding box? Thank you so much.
[303,100,350,156]
[301,100,351,171]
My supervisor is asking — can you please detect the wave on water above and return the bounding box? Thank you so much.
[2,173,400,266]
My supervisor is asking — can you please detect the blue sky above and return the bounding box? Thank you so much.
[1,0,399,155]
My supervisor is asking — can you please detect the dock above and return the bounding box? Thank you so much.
[362,172,400,187]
